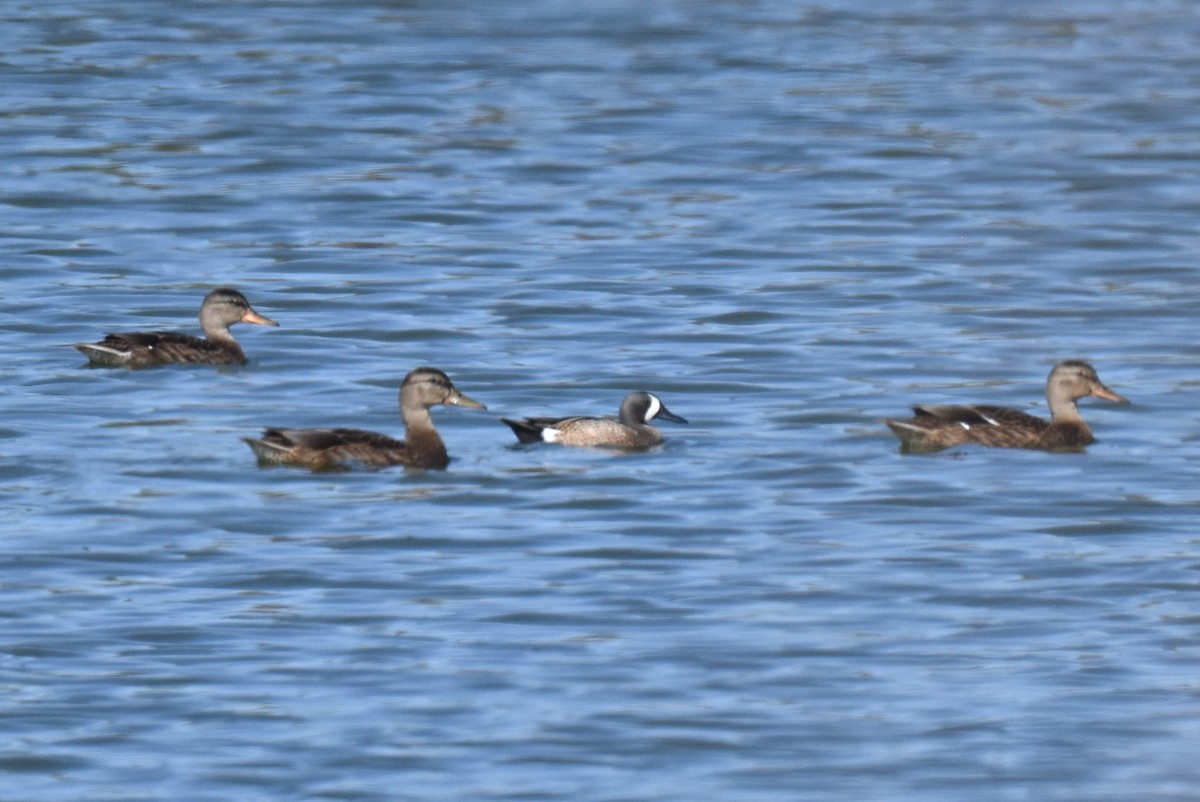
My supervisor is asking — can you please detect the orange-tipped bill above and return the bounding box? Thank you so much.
[448,390,486,410]
[1090,383,1128,404]
[241,309,279,327]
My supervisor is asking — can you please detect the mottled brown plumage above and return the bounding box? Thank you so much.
[502,391,687,449]
[242,367,486,470]
[885,360,1128,453]
[74,288,278,367]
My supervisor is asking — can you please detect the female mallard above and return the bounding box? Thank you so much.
[885,360,1128,453]
[502,391,687,449]
[74,287,278,367]
[242,367,486,470]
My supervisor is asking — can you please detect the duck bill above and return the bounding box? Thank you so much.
[657,406,688,424]
[1090,384,1128,404]
[448,390,487,410]
[241,309,280,327]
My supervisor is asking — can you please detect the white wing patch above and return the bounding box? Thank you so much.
[77,343,132,363]
[542,427,563,443]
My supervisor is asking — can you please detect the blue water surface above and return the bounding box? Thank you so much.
[3,1,1199,800]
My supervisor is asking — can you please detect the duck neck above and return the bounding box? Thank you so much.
[199,314,236,343]
[402,407,447,460]
[1046,389,1085,426]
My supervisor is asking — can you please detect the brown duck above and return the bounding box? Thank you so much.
[885,360,1128,453]
[502,391,688,449]
[242,367,486,470]
[74,287,278,367]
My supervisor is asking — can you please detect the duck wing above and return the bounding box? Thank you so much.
[77,331,245,366]
[912,404,1048,430]
[243,427,409,469]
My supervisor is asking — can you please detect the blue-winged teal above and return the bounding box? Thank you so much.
[74,288,278,367]
[885,360,1128,453]
[242,367,486,470]
[502,391,687,449]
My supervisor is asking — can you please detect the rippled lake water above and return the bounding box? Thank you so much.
[4,1,1200,799]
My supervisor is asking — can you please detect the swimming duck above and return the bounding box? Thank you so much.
[884,360,1128,453]
[242,367,486,470]
[74,287,278,367]
[502,391,687,449]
